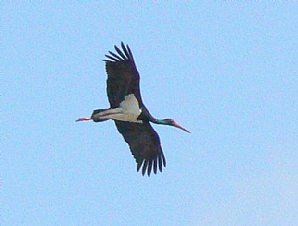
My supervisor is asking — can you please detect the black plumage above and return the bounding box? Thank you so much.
[77,42,190,176]
[104,42,166,176]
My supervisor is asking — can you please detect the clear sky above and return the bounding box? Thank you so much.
[2,1,298,226]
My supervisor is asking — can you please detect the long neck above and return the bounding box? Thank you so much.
[151,118,168,125]
[141,108,167,125]
[147,115,170,126]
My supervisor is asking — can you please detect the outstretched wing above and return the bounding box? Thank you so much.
[104,43,166,175]
[105,42,143,108]
[115,121,166,176]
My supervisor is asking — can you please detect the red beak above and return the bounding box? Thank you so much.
[173,122,191,133]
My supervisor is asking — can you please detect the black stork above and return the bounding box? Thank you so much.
[76,42,190,176]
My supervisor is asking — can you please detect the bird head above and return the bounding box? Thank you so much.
[161,119,191,133]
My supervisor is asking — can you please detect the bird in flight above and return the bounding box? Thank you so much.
[76,42,190,176]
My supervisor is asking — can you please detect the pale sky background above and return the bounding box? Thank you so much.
[1,1,298,226]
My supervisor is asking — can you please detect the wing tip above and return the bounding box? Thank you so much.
[104,42,136,68]
[136,152,166,177]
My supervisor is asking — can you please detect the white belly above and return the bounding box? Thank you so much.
[95,94,143,123]
[107,112,143,123]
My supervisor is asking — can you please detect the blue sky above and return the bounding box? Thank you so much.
[2,1,298,226]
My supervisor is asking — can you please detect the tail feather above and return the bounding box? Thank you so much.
[91,109,109,122]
